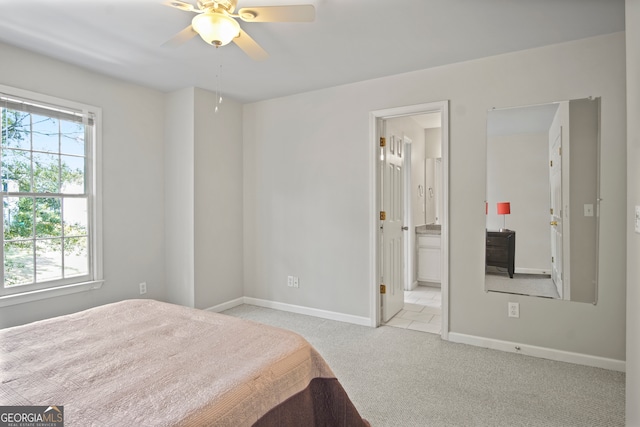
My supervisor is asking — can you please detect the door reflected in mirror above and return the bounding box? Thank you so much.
[485,98,600,303]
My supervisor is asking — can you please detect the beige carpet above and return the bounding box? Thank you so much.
[223,304,624,427]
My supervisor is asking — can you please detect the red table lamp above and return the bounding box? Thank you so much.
[497,202,511,231]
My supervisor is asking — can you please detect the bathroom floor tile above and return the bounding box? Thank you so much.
[429,314,442,326]
[401,311,435,322]
[420,306,441,315]
[385,285,442,335]
[408,322,441,334]
[416,298,441,307]
[403,303,425,313]
[384,317,412,328]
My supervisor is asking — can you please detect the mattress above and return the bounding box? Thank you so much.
[0,299,368,426]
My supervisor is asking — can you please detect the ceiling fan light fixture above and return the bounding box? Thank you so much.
[240,10,257,20]
[192,12,240,47]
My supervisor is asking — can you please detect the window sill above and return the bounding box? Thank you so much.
[0,280,104,308]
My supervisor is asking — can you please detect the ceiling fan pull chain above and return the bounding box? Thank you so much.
[215,60,222,113]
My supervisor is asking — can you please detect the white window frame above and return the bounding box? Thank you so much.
[0,84,103,307]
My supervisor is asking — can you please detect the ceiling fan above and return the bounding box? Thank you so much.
[164,0,315,61]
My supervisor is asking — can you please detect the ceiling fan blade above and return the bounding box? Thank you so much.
[163,25,198,47]
[237,5,315,22]
[163,0,199,12]
[233,29,268,61]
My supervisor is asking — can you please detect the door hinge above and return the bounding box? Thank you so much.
[380,137,386,147]
[551,256,555,263]
[550,160,553,167]
[559,147,562,155]
[550,208,553,215]
[380,211,386,220]
[380,284,386,294]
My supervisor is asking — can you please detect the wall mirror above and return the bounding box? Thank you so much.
[485,97,600,304]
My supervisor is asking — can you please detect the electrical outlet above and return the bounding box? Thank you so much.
[508,302,519,318]
[287,276,294,287]
[293,276,299,288]
[139,282,147,295]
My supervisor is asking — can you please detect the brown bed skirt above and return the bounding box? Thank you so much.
[254,377,370,427]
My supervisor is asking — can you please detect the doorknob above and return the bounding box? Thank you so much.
[402,226,409,231]
[550,221,558,226]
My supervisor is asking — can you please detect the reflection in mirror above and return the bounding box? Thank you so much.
[485,98,600,303]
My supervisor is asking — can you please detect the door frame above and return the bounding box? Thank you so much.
[369,100,450,340]
[403,136,414,292]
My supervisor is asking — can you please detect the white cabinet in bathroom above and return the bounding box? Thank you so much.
[417,235,441,283]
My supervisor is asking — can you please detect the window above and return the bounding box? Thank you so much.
[0,85,102,306]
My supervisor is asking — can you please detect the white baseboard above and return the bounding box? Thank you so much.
[406,280,419,291]
[418,281,441,288]
[243,297,372,326]
[448,332,625,372]
[514,268,551,275]
[208,299,624,371]
[205,297,245,313]
[206,296,371,327]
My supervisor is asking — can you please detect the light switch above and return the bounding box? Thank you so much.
[584,204,594,217]
[635,206,640,234]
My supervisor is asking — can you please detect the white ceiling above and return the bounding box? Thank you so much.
[0,0,625,103]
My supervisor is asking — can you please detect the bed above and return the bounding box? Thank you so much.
[0,299,369,426]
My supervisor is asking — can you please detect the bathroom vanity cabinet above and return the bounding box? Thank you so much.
[417,234,441,283]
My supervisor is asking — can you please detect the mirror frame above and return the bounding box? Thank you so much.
[485,97,600,304]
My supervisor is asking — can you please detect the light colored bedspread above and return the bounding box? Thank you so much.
[0,299,336,426]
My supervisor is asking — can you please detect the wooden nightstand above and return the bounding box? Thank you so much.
[486,230,515,278]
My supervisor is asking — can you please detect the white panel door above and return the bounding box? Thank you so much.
[380,126,405,323]
[549,102,571,300]
[549,126,563,298]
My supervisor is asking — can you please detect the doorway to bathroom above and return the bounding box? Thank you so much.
[370,101,449,339]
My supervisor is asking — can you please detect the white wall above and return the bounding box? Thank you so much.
[165,88,195,308]
[487,132,550,273]
[243,93,372,317]
[425,128,442,159]
[165,87,245,310]
[626,0,640,422]
[0,42,166,328]
[568,98,599,304]
[194,88,244,309]
[243,32,627,361]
